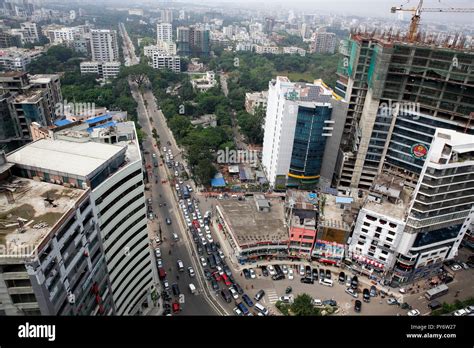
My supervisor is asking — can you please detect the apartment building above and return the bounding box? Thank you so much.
[244,91,268,114]
[310,32,337,54]
[80,61,121,80]
[4,121,155,315]
[90,29,119,62]
[0,47,43,71]
[156,23,172,43]
[150,53,180,73]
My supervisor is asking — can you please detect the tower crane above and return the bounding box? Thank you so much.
[391,0,474,42]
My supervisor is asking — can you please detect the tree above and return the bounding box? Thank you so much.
[290,294,321,316]
[193,158,217,186]
[121,63,155,87]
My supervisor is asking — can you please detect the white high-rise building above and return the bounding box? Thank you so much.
[156,23,172,43]
[90,29,119,62]
[6,121,156,315]
[151,53,181,73]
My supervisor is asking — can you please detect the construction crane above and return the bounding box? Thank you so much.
[391,0,474,42]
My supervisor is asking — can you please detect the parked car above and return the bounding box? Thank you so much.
[312,268,319,281]
[279,295,293,304]
[428,301,441,310]
[323,299,337,307]
[249,268,256,279]
[325,269,331,279]
[285,286,292,294]
[363,288,370,302]
[300,277,314,284]
[288,269,294,280]
[354,300,362,312]
[408,309,421,316]
[203,269,211,280]
[453,309,467,316]
[281,265,288,274]
[305,265,312,277]
[242,268,251,279]
[345,287,358,298]
[272,273,285,281]
[370,285,377,297]
[171,283,180,297]
[200,257,207,267]
[268,265,276,276]
[220,289,232,303]
[154,247,161,258]
[229,287,239,300]
[261,266,269,277]
[351,276,358,290]
[188,267,195,277]
[387,298,399,305]
[242,294,254,307]
[254,289,265,301]
[450,264,462,271]
[165,217,172,225]
[338,272,346,283]
[211,279,219,291]
[233,283,244,295]
[319,268,325,279]
[299,264,305,276]
[313,298,323,306]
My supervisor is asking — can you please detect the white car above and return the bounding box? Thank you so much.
[175,184,180,190]
[408,309,420,316]
[399,288,407,294]
[249,268,256,279]
[205,225,210,233]
[281,265,288,274]
[188,267,195,277]
[229,287,239,300]
[187,185,193,192]
[218,250,225,260]
[155,248,161,258]
[200,236,207,245]
[299,264,305,276]
[453,309,467,316]
[174,171,179,177]
[163,147,167,153]
[268,265,276,276]
[200,257,207,267]
[345,287,358,298]
[192,213,197,220]
[199,219,205,226]
[288,269,294,280]
[450,264,462,271]
[279,295,293,303]
[217,266,224,276]
[156,258,163,268]
[206,234,214,243]
[313,298,323,306]
[178,179,183,185]
[163,279,170,290]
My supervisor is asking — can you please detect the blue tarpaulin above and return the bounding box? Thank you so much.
[87,121,116,133]
[54,119,72,127]
[211,174,226,187]
[85,114,112,124]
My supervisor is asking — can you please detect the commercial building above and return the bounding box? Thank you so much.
[156,23,172,43]
[261,76,348,190]
[4,120,155,315]
[90,29,119,62]
[80,61,121,80]
[244,91,268,114]
[334,33,474,191]
[215,196,288,263]
[310,32,337,54]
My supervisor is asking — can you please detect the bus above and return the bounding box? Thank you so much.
[425,284,449,300]
[181,185,190,199]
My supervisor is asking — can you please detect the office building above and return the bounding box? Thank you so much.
[334,33,474,191]
[90,29,119,62]
[4,120,155,315]
[261,76,348,189]
[156,23,172,43]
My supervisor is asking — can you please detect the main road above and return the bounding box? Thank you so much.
[119,23,227,315]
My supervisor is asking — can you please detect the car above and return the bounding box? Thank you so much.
[163,147,167,152]
[210,243,218,253]
[229,287,239,300]
[203,269,212,280]
[338,272,346,283]
[299,264,305,276]
[450,264,462,271]
[233,283,244,295]
[222,273,232,286]
[155,236,161,244]
[212,271,221,282]
[279,295,293,304]
[200,257,207,267]
[370,285,377,297]
[272,273,285,281]
[254,289,265,301]
[205,244,212,255]
[322,299,337,307]
[261,266,269,277]
[387,298,399,305]
[288,269,294,280]
[345,287,358,298]
[281,265,288,274]
[242,294,254,307]
[237,302,249,315]
[249,269,256,279]
[461,262,470,270]
[233,307,243,316]
[351,276,358,290]
[428,301,441,310]
[325,269,331,279]
[155,248,161,258]
[188,267,195,277]
[345,276,351,288]
[197,244,203,255]
[300,277,314,284]
[221,289,232,303]
[172,301,180,313]
[187,185,193,192]
[305,265,312,277]
[211,279,219,291]
[312,268,319,281]
[268,265,276,276]
[174,171,179,177]
[285,286,292,294]
[363,288,370,302]
[218,250,225,260]
[319,268,325,279]
[175,184,180,191]
[166,218,172,225]
[223,265,232,277]
[156,258,163,268]
[464,305,474,314]
[162,279,170,290]
[177,259,184,271]
[171,283,180,297]
[243,268,251,279]
[354,300,362,312]
[453,309,467,316]
[408,309,421,316]
[399,288,406,294]
[206,234,214,243]
[216,265,224,276]
[313,298,323,306]
[148,213,154,220]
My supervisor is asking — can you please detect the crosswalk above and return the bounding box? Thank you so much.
[265,289,279,304]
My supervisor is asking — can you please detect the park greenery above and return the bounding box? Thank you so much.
[275,293,336,316]
[27,45,86,74]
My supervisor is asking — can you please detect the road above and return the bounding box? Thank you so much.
[120,23,224,315]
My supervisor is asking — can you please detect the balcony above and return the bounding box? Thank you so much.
[2,272,29,280]
[7,286,34,295]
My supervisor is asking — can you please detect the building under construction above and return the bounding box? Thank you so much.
[334,30,474,190]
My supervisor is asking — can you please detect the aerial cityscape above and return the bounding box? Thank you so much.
[0,0,472,334]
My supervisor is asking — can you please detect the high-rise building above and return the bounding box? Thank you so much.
[348,129,474,284]
[3,120,156,315]
[264,17,275,34]
[160,9,173,23]
[310,32,337,54]
[176,26,190,56]
[176,26,209,57]
[262,77,348,189]
[334,34,474,191]
[20,22,39,42]
[90,29,119,62]
[151,53,181,73]
[156,23,172,43]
